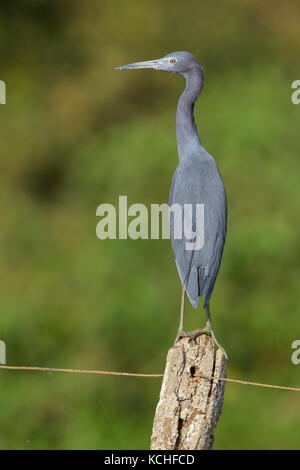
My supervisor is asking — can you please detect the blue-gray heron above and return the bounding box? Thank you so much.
[116,51,227,358]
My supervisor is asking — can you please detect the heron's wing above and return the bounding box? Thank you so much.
[169,154,227,308]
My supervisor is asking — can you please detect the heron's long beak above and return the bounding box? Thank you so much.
[115,58,164,70]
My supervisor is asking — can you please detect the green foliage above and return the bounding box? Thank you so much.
[0,0,300,450]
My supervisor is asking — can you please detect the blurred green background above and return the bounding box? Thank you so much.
[0,0,300,450]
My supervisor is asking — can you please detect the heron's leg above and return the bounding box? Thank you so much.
[189,304,228,359]
[179,284,185,331]
[205,304,228,359]
[174,286,192,343]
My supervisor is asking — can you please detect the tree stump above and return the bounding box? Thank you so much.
[150,334,226,450]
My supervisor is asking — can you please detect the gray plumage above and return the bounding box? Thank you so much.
[116,51,228,357]
[168,52,227,309]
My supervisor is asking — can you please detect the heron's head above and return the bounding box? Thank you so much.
[116,51,202,76]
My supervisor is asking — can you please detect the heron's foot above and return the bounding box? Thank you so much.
[174,329,193,344]
[188,325,228,360]
[188,327,211,342]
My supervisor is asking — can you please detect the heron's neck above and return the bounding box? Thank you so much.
[176,70,203,160]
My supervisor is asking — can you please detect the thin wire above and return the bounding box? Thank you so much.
[0,364,300,392]
[193,374,300,392]
[0,365,162,377]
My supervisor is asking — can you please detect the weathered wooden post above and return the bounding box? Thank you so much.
[151,334,226,450]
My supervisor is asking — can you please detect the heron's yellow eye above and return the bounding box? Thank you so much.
[169,58,176,64]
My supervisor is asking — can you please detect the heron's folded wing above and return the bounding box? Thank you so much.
[169,157,227,307]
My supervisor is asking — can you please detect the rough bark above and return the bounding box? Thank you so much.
[150,334,226,450]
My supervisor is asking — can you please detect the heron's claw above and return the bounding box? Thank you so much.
[188,327,211,343]
[174,329,193,344]
[175,328,210,344]
[189,326,228,360]
[175,326,228,360]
